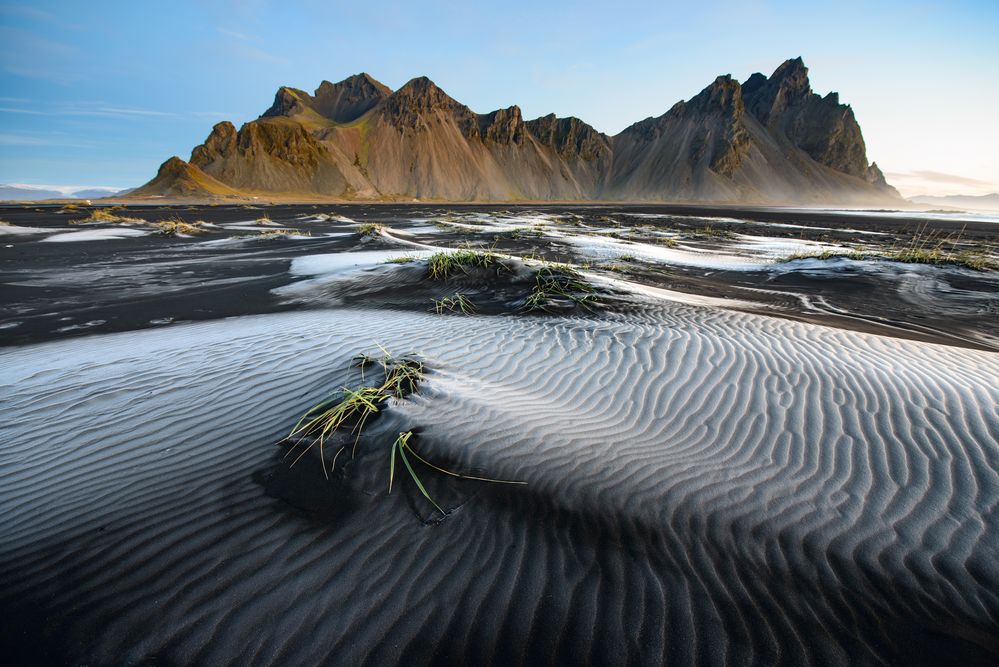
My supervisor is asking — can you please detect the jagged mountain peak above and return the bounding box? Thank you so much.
[316,72,391,96]
[262,74,392,124]
[686,75,743,114]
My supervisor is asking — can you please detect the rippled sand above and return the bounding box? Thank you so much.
[2,300,997,663]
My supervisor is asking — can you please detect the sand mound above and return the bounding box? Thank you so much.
[1,301,997,664]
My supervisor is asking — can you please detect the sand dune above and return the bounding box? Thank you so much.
[2,298,997,664]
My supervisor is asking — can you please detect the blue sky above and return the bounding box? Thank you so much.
[1,0,997,196]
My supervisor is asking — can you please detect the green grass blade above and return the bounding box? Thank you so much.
[403,441,527,485]
[398,444,445,515]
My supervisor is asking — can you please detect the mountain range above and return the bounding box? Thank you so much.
[129,58,900,205]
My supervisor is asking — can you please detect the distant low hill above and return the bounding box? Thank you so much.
[0,184,129,201]
[71,187,130,199]
[0,184,65,200]
[130,58,901,205]
[909,193,999,212]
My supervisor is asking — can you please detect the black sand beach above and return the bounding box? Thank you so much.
[1,203,997,664]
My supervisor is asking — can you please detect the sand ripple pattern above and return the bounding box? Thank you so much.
[1,304,997,664]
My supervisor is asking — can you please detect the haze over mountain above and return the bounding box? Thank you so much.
[130,58,900,205]
[908,193,999,212]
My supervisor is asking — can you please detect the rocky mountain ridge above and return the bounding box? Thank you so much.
[129,58,899,204]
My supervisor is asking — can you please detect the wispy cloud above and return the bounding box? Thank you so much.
[0,133,94,148]
[218,28,252,41]
[215,24,288,64]
[885,170,994,188]
[0,106,46,115]
[227,42,290,65]
[0,4,56,22]
[80,106,175,118]
[0,102,231,120]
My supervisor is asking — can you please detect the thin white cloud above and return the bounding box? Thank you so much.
[889,170,994,188]
[0,106,45,115]
[87,106,175,118]
[0,103,231,120]
[0,5,56,21]
[228,42,290,65]
[218,28,252,41]
[0,133,95,148]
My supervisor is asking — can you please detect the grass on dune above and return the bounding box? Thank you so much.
[384,255,418,264]
[75,208,145,224]
[285,349,523,516]
[357,223,384,237]
[256,228,309,237]
[432,293,476,315]
[156,218,207,236]
[785,227,997,271]
[286,352,424,475]
[427,248,504,280]
[525,264,598,311]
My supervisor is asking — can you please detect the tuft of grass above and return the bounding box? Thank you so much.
[427,248,502,280]
[432,293,476,315]
[690,225,735,239]
[156,218,206,237]
[785,228,997,271]
[525,265,598,311]
[785,249,867,262]
[357,223,384,237]
[617,254,637,262]
[256,228,309,237]
[385,255,418,264]
[286,352,423,475]
[75,209,145,224]
[286,350,521,516]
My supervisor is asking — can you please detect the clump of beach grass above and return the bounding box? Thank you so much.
[75,209,145,224]
[285,349,522,516]
[357,223,384,237]
[286,352,424,474]
[689,225,735,239]
[384,255,418,264]
[432,293,476,315]
[525,264,598,311]
[427,248,503,280]
[156,218,207,237]
[256,228,308,237]
[785,228,997,271]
